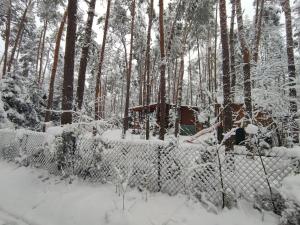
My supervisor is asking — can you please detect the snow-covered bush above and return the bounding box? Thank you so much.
[253,189,286,215]
[280,200,300,225]
[0,93,11,129]
[253,172,300,224]
[0,74,45,130]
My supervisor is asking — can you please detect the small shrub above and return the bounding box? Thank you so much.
[253,189,286,215]
[280,200,300,225]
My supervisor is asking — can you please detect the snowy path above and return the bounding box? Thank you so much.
[0,161,279,225]
[0,207,35,225]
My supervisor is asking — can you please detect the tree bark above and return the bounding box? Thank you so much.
[214,3,218,94]
[61,0,78,125]
[281,0,298,142]
[207,28,212,94]
[174,27,189,137]
[229,0,236,101]
[36,30,43,79]
[41,46,51,86]
[123,0,136,136]
[2,0,11,78]
[38,20,48,86]
[15,27,25,62]
[166,0,182,59]
[172,57,178,104]
[43,10,67,131]
[219,0,233,151]
[174,47,185,137]
[144,0,154,140]
[253,0,264,63]
[196,38,202,106]
[7,0,32,73]
[254,0,260,28]
[95,0,111,121]
[236,0,252,120]
[188,46,193,105]
[76,0,96,110]
[165,0,182,103]
[158,0,167,140]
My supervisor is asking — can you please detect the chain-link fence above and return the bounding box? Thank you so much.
[0,128,299,208]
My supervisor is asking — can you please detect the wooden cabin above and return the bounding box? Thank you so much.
[129,103,202,135]
[214,103,273,127]
[214,103,278,145]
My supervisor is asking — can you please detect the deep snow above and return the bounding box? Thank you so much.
[0,160,280,225]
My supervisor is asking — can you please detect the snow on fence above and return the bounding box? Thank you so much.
[0,128,299,207]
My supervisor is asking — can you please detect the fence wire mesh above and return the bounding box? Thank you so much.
[0,128,299,207]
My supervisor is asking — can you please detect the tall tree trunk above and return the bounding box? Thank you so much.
[43,10,67,132]
[165,0,182,103]
[166,0,182,58]
[281,0,298,142]
[120,37,128,116]
[76,0,96,110]
[174,47,185,137]
[186,59,190,106]
[196,38,202,106]
[229,0,236,101]
[7,0,32,73]
[236,0,252,120]
[174,27,189,137]
[15,27,25,62]
[253,0,264,63]
[219,0,233,151]
[214,3,218,94]
[102,76,107,118]
[123,0,135,137]
[144,0,154,140]
[41,46,51,86]
[167,61,171,103]
[138,53,143,106]
[172,57,178,104]
[254,0,260,28]
[2,0,11,78]
[38,20,48,86]
[188,47,193,105]
[123,0,136,136]
[36,30,43,79]
[61,0,78,125]
[207,28,212,94]
[95,0,111,121]
[158,0,167,140]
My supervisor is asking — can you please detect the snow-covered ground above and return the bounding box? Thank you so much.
[281,173,300,204]
[101,128,215,143]
[0,161,280,225]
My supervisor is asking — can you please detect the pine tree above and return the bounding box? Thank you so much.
[281,0,298,142]
[95,0,111,121]
[76,0,96,110]
[144,0,154,140]
[7,0,33,73]
[236,0,253,120]
[253,0,265,63]
[158,0,166,140]
[229,0,236,100]
[61,0,78,125]
[219,0,233,150]
[44,10,67,131]
[2,0,11,78]
[123,0,136,136]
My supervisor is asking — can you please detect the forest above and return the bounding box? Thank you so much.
[0,0,299,145]
[1,1,300,224]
